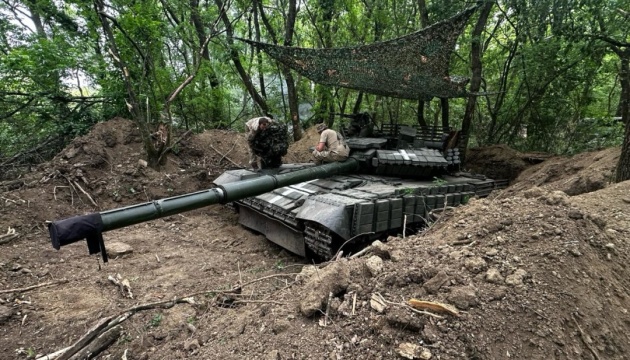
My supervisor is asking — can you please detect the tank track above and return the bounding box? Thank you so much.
[304,223,335,259]
[303,179,510,260]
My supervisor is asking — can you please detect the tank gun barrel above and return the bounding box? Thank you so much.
[48,159,360,261]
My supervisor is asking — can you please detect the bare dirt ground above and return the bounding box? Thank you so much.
[1,118,629,360]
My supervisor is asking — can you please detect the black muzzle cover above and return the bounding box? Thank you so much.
[48,213,108,262]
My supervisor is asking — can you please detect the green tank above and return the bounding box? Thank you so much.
[213,119,507,259]
[48,120,506,261]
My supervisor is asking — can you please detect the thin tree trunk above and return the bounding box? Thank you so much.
[253,1,266,99]
[255,0,301,140]
[353,93,364,114]
[615,50,630,182]
[417,0,429,28]
[417,100,428,128]
[440,98,449,129]
[215,0,269,115]
[93,0,157,167]
[461,2,494,159]
[416,0,429,128]
[188,0,223,124]
[283,0,302,141]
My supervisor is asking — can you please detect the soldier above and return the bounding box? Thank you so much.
[245,116,273,170]
[312,123,350,164]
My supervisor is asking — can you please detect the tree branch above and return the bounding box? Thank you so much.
[584,33,630,48]
[97,12,148,68]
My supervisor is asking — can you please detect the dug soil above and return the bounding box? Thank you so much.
[0,118,628,360]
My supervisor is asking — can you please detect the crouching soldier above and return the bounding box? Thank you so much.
[311,123,350,164]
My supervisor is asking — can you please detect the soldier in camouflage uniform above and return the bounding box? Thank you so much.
[312,123,349,164]
[245,117,273,170]
[247,119,288,169]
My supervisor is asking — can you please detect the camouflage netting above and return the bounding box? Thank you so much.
[239,5,478,101]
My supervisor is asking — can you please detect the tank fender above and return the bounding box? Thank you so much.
[296,198,353,239]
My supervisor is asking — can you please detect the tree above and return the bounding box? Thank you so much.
[214,0,270,116]
[92,0,219,168]
[254,0,302,141]
[552,0,630,180]
[461,2,494,158]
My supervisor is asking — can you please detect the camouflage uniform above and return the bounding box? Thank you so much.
[312,125,350,164]
[245,117,273,169]
[249,122,288,169]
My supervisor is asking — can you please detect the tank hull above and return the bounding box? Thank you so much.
[214,166,507,259]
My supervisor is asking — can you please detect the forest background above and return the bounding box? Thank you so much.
[1,0,629,178]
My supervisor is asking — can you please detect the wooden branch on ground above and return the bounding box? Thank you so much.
[66,325,122,360]
[72,181,98,208]
[40,272,298,359]
[573,316,601,360]
[0,279,69,294]
[35,346,72,360]
[210,145,242,167]
[373,293,444,320]
[53,315,122,360]
[349,246,371,259]
[0,230,19,245]
[232,300,289,306]
[219,141,238,165]
[448,239,475,246]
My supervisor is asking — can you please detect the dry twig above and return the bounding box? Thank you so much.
[0,227,18,245]
[72,180,98,208]
[373,293,444,319]
[219,140,238,164]
[210,145,241,167]
[573,315,601,360]
[0,279,69,295]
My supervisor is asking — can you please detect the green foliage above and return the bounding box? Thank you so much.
[274,259,285,270]
[432,177,447,187]
[400,188,415,195]
[0,0,628,170]
[149,313,163,327]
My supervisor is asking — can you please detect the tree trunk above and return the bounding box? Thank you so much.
[417,100,428,127]
[417,0,429,28]
[461,2,494,159]
[283,0,302,141]
[93,0,158,168]
[416,0,429,130]
[215,0,269,115]
[353,92,364,114]
[440,98,449,129]
[615,50,630,182]
[254,0,301,140]
[188,0,224,123]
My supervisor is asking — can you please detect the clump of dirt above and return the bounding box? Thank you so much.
[285,126,321,163]
[464,144,531,181]
[506,147,620,196]
[1,118,629,360]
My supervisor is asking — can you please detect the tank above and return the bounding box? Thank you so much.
[47,117,506,262]
[213,116,508,259]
